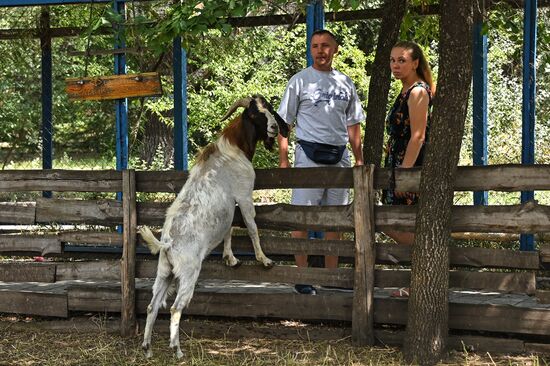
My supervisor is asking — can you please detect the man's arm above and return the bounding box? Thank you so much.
[278,131,291,168]
[347,123,363,166]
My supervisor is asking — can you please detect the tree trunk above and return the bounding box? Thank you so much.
[403,1,473,365]
[139,111,174,169]
[362,0,408,166]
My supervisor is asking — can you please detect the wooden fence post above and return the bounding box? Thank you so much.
[352,164,375,346]
[121,169,137,337]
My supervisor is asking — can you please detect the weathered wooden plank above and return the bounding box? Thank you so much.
[65,72,162,100]
[374,165,550,191]
[0,202,35,224]
[541,244,550,264]
[137,261,354,287]
[55,261,120,281]
[375,203,550,233]
[0,290,67,317]
[351,165,375,346]
[374,269,535,294]
[121,169,137,337]
[0,235,61,255]
[58,231,122,246]
[135,170,187,193]
[0,170,121,192]
[254,167,354,189]
[536,290,550,304]
[0,263,56,282]
[524,342,550,354]
[35,198,122,225]
[376,243,540,270]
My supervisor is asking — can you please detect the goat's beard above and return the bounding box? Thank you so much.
[263,137,275,150]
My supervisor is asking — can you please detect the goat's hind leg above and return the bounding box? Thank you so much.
[142,254,172,358]
[222,227,241,268]
[169,269,200,359]
[237,199,273,268]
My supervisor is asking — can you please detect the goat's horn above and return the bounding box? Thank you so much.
[220,97,253,122]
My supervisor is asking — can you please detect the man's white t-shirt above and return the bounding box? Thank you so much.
[277,66,365,146]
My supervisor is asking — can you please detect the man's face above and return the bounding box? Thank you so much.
[310,33,338,71]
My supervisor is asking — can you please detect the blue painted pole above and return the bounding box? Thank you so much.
[472,18,488,206]
[173,36,188,171]
[114,0,128,176]
[520,0,537,251]
[40,8,53,198]
[306,1,325,241]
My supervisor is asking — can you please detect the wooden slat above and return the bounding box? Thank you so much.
[376,243,540,270]
[58,231,122,246]
[35,198,122,225]
[536,290,550,304]
[540,244,550,264]
[373,165,550,191]
[121,169,137,336]
[136,261,353,288]
[254,167,354,189]
[0,290,67,317]
[0,202,35,224]
[55,261,120,281]
[0,235,61,255]
[65,72,162,101]
[0,263,56,282]
[0,170,121,192]
[375,203,550,233]
[351,165,375,346]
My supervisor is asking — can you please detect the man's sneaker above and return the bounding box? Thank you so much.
[294,284,317,295]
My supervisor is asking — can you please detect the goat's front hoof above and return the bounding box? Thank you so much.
[223,255,241,268]
[261,258,274,269]
[171,345,184,359]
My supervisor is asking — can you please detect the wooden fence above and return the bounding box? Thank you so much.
[0,165,549,348]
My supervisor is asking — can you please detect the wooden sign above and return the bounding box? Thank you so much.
[65,72,163,101]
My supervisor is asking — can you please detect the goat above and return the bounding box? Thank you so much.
[139,95,289,359]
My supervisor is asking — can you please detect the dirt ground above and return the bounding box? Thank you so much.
[0,315,548,366]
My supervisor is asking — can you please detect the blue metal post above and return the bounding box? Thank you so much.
[114,0,128,175]
[306,1,325,241]
[306,0,325,67]
[173,36,188,171]
[40,8,53,198]
[472,18,488,206]
[520,0,537,251]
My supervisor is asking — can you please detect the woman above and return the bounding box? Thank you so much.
[383,41,434,246]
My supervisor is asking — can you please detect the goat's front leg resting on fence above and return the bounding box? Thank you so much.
[222,227,241,268]
[237,199,273,268]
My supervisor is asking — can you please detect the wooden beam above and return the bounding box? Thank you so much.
[121,169,137,337]
[0,235,61,255]
[0,291,67,317]
[0,169,121,192]
[351,165,375,346]
[65,72,162,101]
[0,263,56,282]
[0,202,36,224]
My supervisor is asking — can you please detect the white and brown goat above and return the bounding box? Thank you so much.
[139,95,289,359]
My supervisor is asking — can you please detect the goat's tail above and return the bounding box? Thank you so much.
[139,226,164,255]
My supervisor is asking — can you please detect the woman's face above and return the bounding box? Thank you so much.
[389,47,419,81]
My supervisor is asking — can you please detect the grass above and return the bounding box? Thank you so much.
[0,316,548,366]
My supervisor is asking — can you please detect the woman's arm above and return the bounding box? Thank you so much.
[401,87,429,168]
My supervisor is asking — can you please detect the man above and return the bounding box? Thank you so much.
[278,29,364,295]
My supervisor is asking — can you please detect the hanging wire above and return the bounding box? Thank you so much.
[82,0,95,79]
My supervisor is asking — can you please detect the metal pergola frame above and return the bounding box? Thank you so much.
[0,0,541,249]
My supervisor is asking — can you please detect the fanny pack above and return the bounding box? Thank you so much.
[298,140,346,165]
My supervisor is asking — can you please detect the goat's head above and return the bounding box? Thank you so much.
[221,95,289,151]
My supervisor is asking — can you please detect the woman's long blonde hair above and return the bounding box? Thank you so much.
[393,40,435,95]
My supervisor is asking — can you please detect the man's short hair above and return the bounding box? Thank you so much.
[311,29,339,45]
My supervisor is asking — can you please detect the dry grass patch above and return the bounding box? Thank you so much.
[0,317,548,366]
